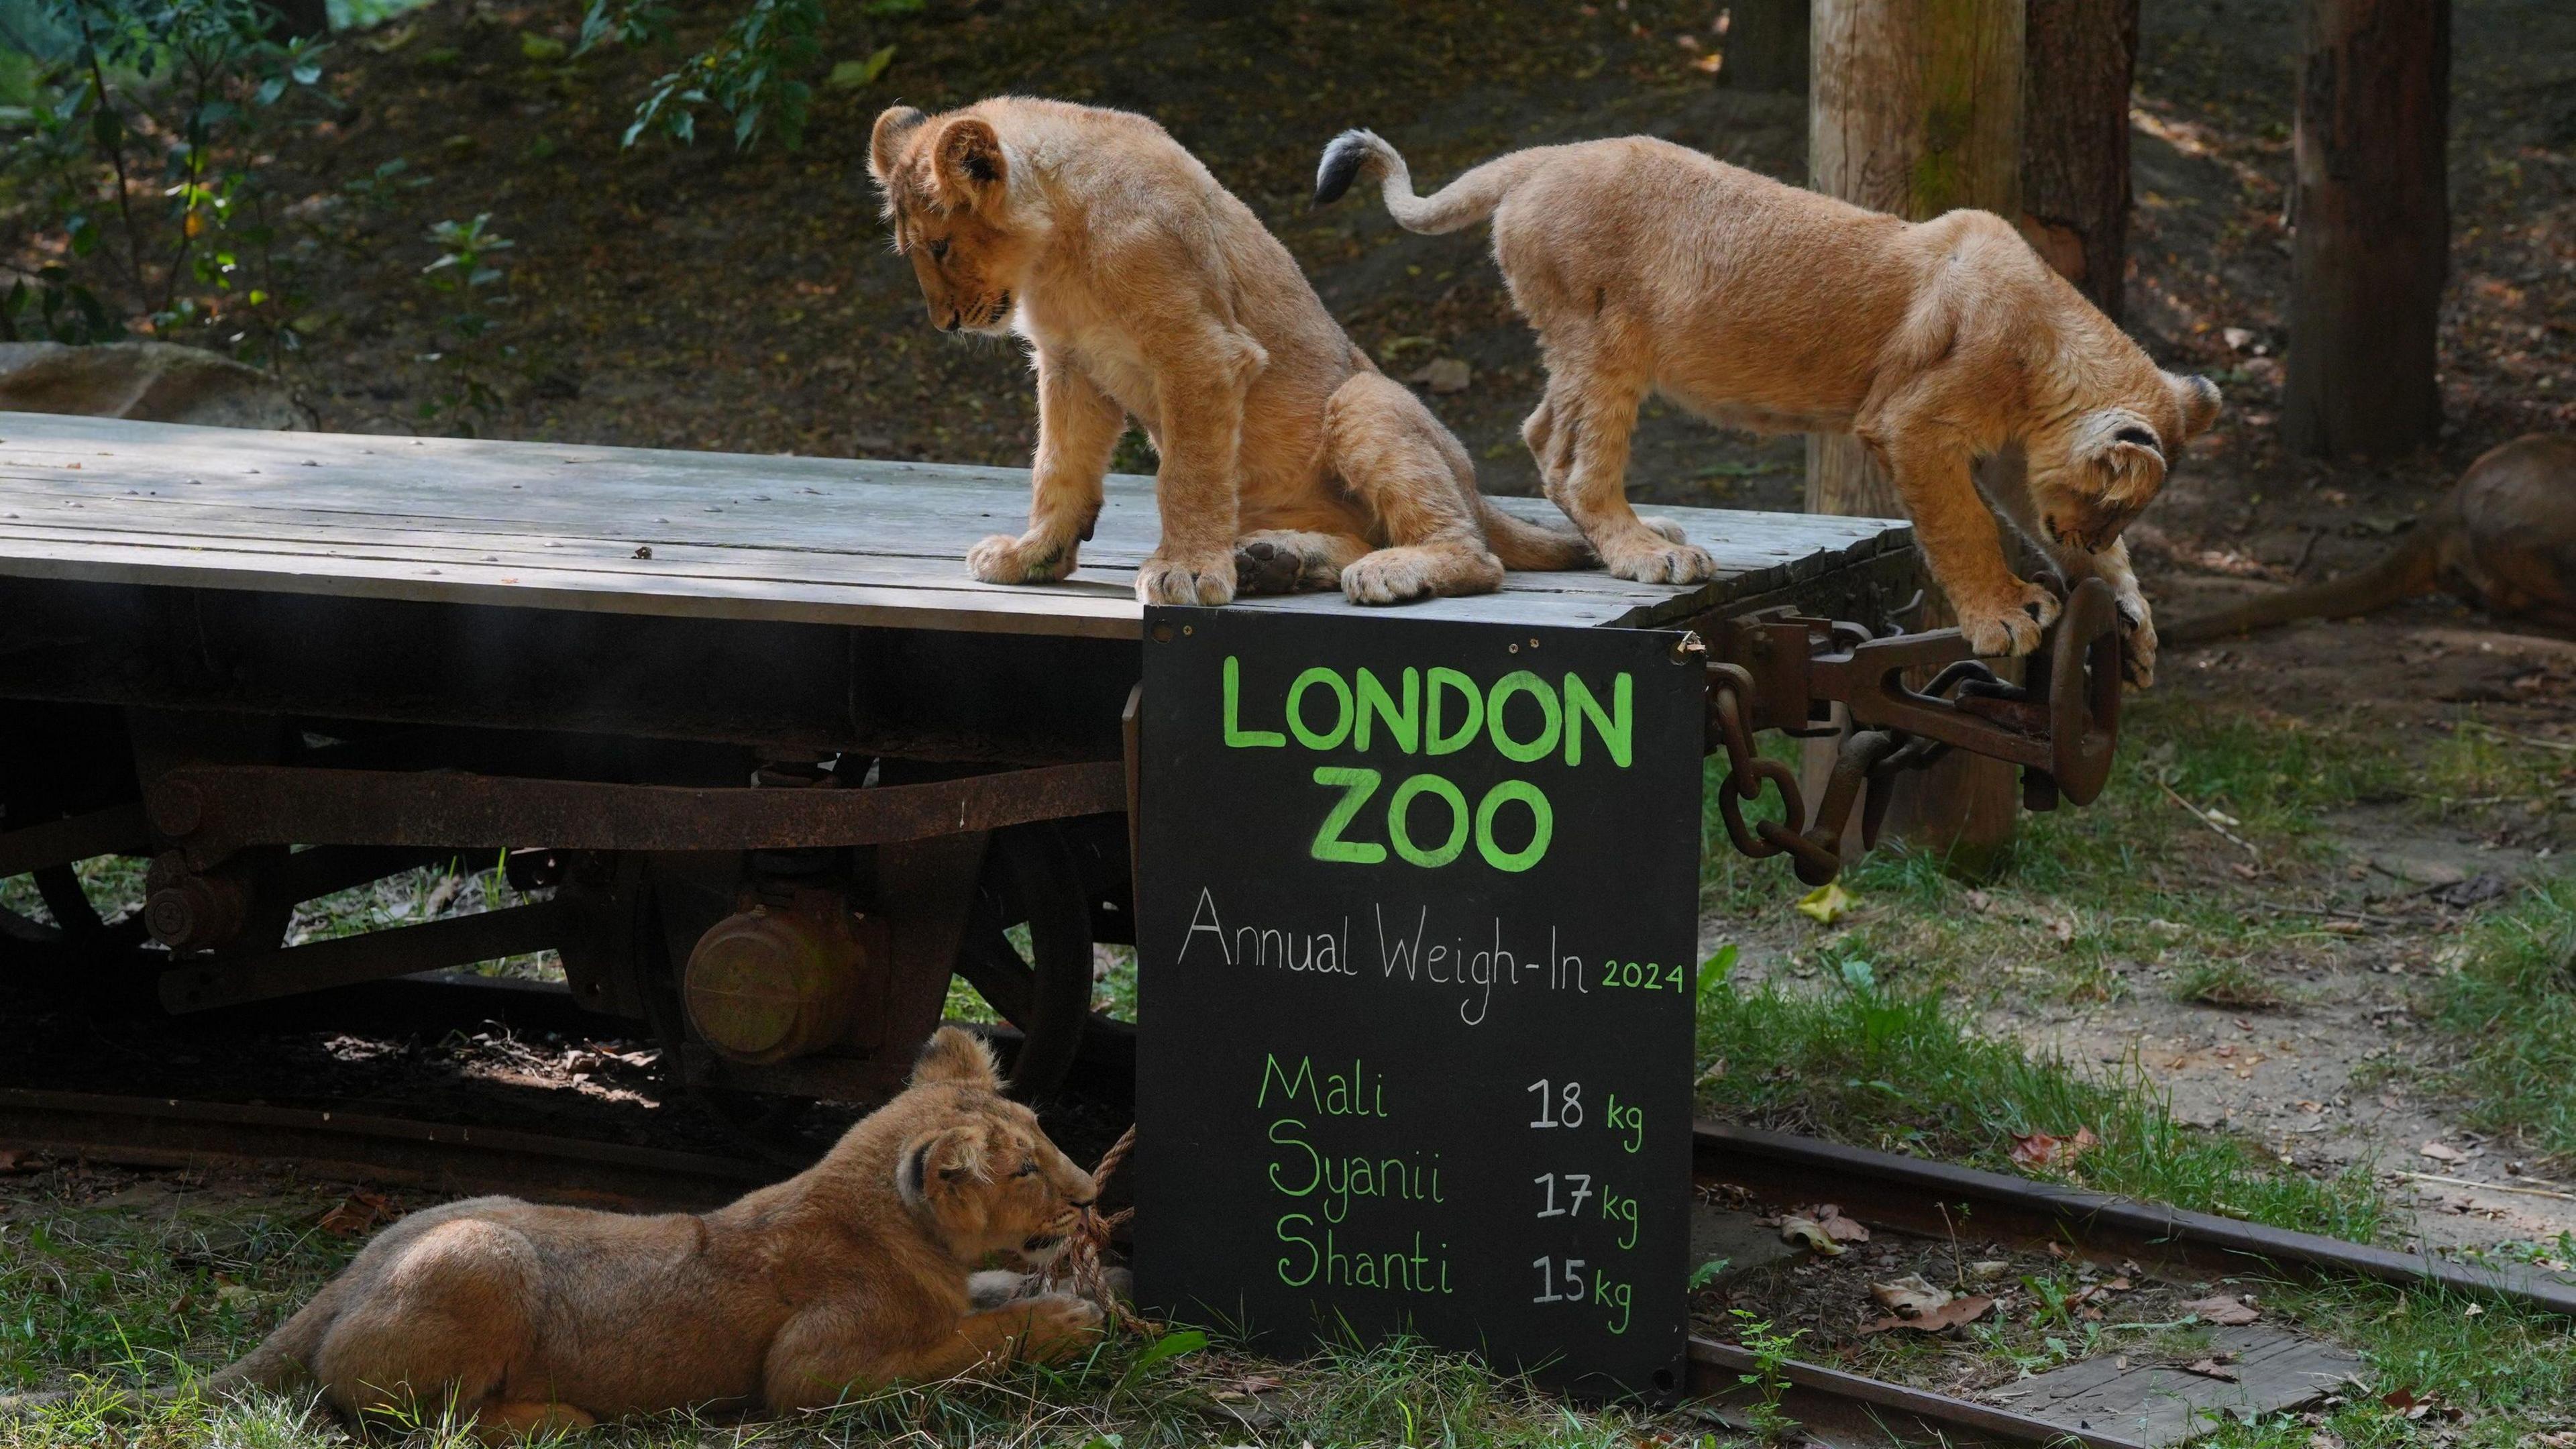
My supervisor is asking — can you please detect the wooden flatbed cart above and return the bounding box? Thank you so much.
[0,411,2104,1103]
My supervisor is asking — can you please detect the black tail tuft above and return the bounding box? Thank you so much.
[1313,129,1375,206]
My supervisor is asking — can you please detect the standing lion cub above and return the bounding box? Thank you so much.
[869,97,1609,607]
[1316,131,2220,682]
[209,1029,1103,1440]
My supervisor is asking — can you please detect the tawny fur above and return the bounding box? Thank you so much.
[2168,435,2576,644]
[207,1029,1102,1443]
[1315,130,2224,680]
[867,97,1617,608]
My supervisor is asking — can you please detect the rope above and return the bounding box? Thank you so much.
[1042,1124,1161,1334]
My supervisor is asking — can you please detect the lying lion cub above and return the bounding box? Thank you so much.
[211,1029,1102,1440]
[1317,131,2221,680]
[869,97,1607,606]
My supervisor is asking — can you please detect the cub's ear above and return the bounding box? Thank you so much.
[895,1125,987,1207]
[2073,408,2169,501]
[869,105,928,184]
[931,116,1006,207]
[2170,372,2224,440]
[911,1025,1002,1090]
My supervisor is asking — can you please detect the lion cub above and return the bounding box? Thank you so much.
[869,97,1604,607]
[211,1029,1103,1440]
[1317,131,2221,681]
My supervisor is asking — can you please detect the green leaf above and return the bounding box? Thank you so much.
[1112,1328,1207,1396]
[1698,943,1739,999]
[1688,1256,1731,1290]
[521,32,568,61]
[862,0,923,13]
[826,44,897,91]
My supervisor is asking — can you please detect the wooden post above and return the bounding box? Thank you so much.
[1727,0,1809,93]
[2022,0,2140,321]
[2283,0,2450,459]
[1805,0,2025,871]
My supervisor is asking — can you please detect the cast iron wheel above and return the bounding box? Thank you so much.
[955,822,1095,1100]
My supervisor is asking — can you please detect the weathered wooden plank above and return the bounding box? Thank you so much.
[0,412,1911,637]
[2001,1327,2363,1446]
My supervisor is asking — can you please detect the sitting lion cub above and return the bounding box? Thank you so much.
[211,1029,1103,1440]
[869,97,1605,607]
[1316,131,2221,682]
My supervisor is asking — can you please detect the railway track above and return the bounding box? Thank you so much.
[4,1091,2567,1448]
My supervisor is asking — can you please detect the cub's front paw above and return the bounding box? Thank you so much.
[1955,578,2060,657]
[1342,549,1442,605]
[1639,515,1688,544]
[967,532,1076,585]
[1600,531,1718,585]
[1135,550,1237,606]
[2116,590,2157,688]
[1014,1293,1106,1361]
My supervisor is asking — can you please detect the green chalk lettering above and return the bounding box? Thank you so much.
[1387,773,1470,867]
[1564,671,1632,767]
[1224,655,1285,748]
[1287,666,1354,751]
[1474,779,1554,872]
[1426,667,1482,755]
[1354,666,1419,755]
[1309,767,1387,864]
[1485,669,1562,763]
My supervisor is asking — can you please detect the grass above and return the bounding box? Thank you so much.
[1694,963,2388,1244]
[0,1185,1669,1448]
[2430,873,2576,1163]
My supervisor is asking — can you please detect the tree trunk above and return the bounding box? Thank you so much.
[2282,0,2449,459]
[2021,0,2139,321]
[1805,0,2025,871]
[1727,0,1809,94]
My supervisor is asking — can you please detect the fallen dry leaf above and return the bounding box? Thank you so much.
[317,1190,399,1236]
[2010,1126,2100,1170]
[1794,880,1854,924]
[2182,1293,2261,1326]
[1860,1293,1994,1335]
[2183,1357,2241,1383]
[1869,1273,1952,1318]
[2418,1141,2469,1163]
[0,1148,36,1174]
[1796,1204,1870,1244]
[1777,1215,1847,1256]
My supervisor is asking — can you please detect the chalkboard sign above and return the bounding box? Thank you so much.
[1134,606,1703,1398]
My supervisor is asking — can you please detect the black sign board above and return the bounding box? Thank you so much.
[1135,606,1703,1397]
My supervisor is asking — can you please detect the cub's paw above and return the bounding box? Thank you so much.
[1014,1293,1107,1361]
[967,533,1075,585]
[1955,579,2060,658]
[1342,549,1440,605]
[2115,590,2157,688]
[1601,533,1718,586]
[1639,515,1688,544]
[1135,551,1237,606]
[1234,539,1307,596]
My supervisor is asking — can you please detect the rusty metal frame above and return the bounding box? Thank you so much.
[149,760,1130,869]
[1701,577,2126,883]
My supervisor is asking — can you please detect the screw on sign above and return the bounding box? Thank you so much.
[1135,608,1701,1398]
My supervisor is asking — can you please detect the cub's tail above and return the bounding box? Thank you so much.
[2163,535,2438,645]
[1478,499,1597,572]
[1314,130,1548,235]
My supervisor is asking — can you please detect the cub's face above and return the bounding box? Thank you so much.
[868,105,1040,337]
[893,1028,1097,1264]
[2029,371,2223,555]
